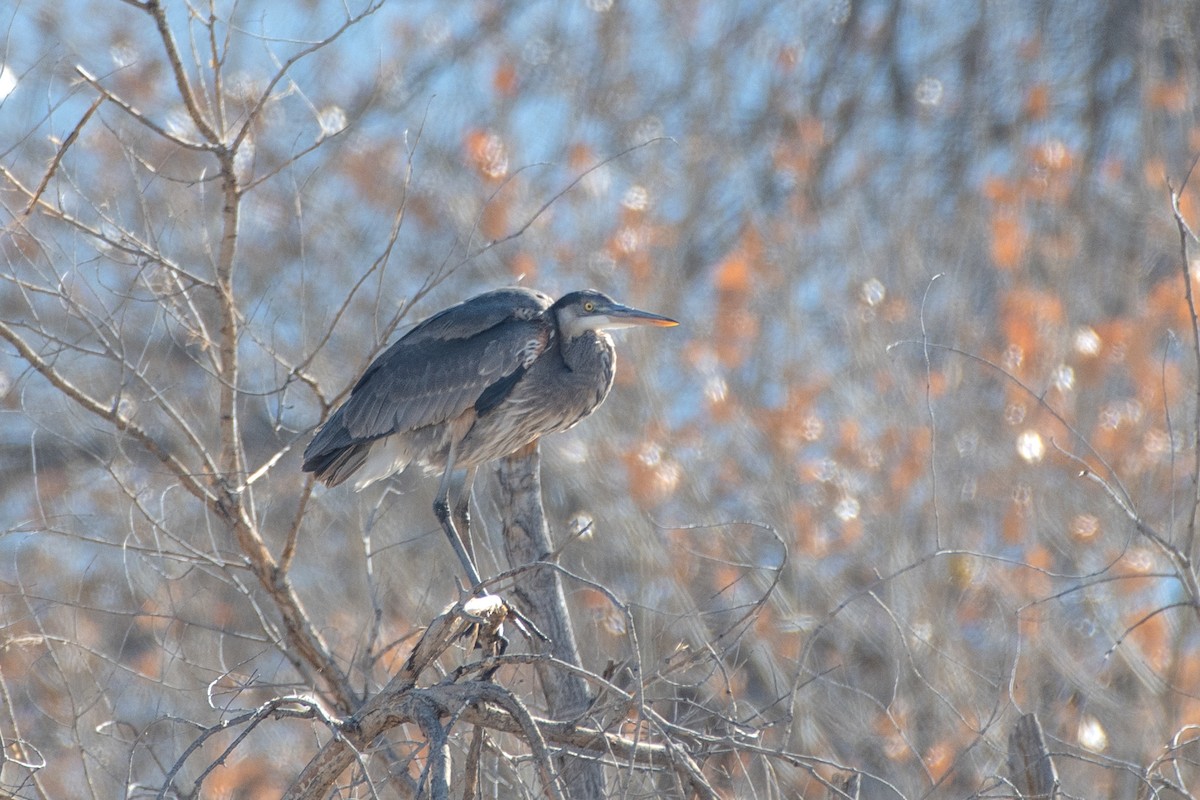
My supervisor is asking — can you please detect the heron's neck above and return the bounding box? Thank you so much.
[559,329,614,373]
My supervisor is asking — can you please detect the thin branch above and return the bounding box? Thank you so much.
[889,340,1134,511]
[142,0,222,144]
[1102,601,1195,663]
[1071,456,1200,618]
[920,272,945,549]
[229,0,386,153]
[1,164,210,288]
[23,94,104,215]
[156,696,342,800]
[0,318,216,509]
[462,682,567,800]
[1169,174,1200,559]
[73,66,210,151]
[472,137,674,259]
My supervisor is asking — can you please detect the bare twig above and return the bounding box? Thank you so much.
[0,319,217,509]
[920,272,945,549]
[888,340,1130,508]
[73,65,211,151]
[229,0,386,153]
[156,696,343,800]
[23,94,104,215]
[1,164,209,286]
[466,682,567,800]
[142,0,222,145]
[1168,172,1200,559]
[471,137,674,259]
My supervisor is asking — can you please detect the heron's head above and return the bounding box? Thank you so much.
[552,290,678,339]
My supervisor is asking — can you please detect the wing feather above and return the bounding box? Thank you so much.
[340,298,552,440]
[303,287,555,485]
[381,287,551,349]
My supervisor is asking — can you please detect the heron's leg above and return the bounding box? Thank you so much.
[452,466,479,565]
[434,438,484,588]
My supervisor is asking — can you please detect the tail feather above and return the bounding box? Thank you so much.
[302,440,371,487]
[303,406,372,487]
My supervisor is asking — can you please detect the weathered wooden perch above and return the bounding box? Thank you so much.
[1007,712,1058,799]
[281,590,710,798]
[495,441,606,800]
[284,600,505,799]
[285,442,617,799]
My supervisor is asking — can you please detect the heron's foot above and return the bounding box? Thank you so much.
[460,593,509,680]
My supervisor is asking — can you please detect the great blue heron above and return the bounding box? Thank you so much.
[302,287,677,586]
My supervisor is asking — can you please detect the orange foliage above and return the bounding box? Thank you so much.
[1178,187,1199,228]
[923,369,949,398]
[789,504,829,558]
[840,515,863,546]
[711,563,743,597]
[507,250,538,282]
[924,739,955,784]
[1143,157,1167,186]
[493,59,519,97]
[575,587,628,636]
[874,708,914,764]
[463,128,508,180]
[794,518,834,559]
[1021,544,1052,598]
[1023,140,1075,204]
[711,226,763,368]
[1122,607,1170,674]
[205,754,289,798]
[999,287,1064,371]
[1110,547,1158,585]
[480,197,508,241]
[836,417,860,458]
[989,213,1028,270]
[1088,318,1130,366]
[568,142,595,172]
[1016,603,1043,643]
[1100,156,1125,183]
[714,251,752,293]
[1024,83,1049,120]
[1030,139,1073,174]
[772,116,824,177]
[336,139,407,206]
[982,175,1020,205]
[621,435,681,509]
[1148,80,1189,113]
[888,431,929,496]
[757,382,824,457]
[1001,502,1025,545]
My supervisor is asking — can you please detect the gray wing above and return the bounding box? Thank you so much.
[388,287,551,348]
[340,288,553,440]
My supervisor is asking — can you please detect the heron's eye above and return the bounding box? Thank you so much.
[583,301,595,312]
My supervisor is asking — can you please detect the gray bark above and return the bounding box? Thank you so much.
[496,442,606,800]
[1007,713,1058,799]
